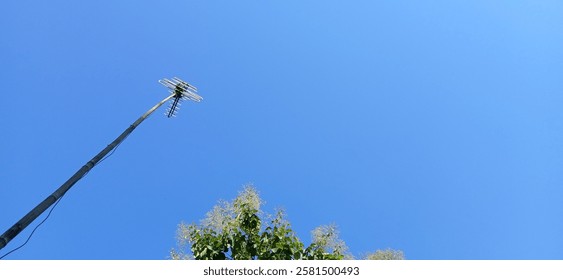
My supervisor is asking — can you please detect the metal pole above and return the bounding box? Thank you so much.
[0,94,175,251]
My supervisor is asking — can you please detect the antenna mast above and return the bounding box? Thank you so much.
[0,77,201,252]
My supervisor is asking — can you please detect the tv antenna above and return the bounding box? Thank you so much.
[160,77,202,117]
[0,77,202,255]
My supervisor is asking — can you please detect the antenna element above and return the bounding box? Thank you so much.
[159,77,202,118]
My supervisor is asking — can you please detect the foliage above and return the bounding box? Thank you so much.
[171,185,403,260]
[366,249,405,260]
[171,185,347,260]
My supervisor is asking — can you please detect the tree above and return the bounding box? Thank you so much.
[170,185,402,260]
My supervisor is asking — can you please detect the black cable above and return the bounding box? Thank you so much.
[0,138,125,260]
[0,194,65,260]
[1,95,168,259]
[97,132,129,165]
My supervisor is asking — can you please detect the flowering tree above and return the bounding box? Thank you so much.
[171,185,402,260]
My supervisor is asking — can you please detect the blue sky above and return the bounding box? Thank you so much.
[1,1,562,259]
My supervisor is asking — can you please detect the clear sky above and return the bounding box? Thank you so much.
[1,1,562,260]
